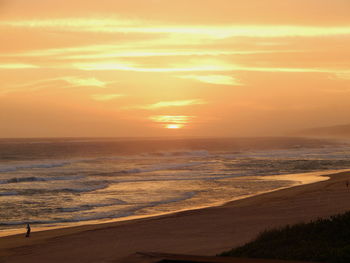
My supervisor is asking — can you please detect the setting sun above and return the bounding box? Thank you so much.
[165,124,184,129]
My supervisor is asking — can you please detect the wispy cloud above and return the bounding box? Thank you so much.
[126,99,207,110]
[179,74,243,85]
[11,76,108,89]
[1,40,302,60]
[150,115,194,124]
[334,72,350,80]
[0,18,135,31]
[91,94,125,101]
[0,63,38,69]
[73,60,350,76]
[2,18,350,38]
[74,62,137,71]
[62,77,107,88]
[74,62,232,72]
[64,50,236,60]
[1,76,109,95]
[149,115,195,129]
[1,47,256,59]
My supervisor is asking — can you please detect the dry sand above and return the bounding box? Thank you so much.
[1,171,350,263]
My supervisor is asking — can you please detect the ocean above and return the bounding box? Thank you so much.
[0,137,349,235]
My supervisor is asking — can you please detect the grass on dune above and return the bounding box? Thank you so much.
[220,211,350,263]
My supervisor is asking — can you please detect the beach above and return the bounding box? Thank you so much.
[1,171,350,263]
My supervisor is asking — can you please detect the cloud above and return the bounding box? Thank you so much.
[126,99,207,110]
[64,50,235,60]
[2,18,350,38]
[1,39,302,60]
[334,72,350,80]
[0,63,38,69]
[0,18,135,31]
[149,115,195,129]
[1,76,108,95]
[27,76,108,89]
[75,64,229,72]
[149,115,194,124]
[179,74,243,85]
[57,49,298,60]
[74,62,138,71]
[2,47,236,58]
[91,94,125,101]
[62,77,107,88]
[73,59,350,76]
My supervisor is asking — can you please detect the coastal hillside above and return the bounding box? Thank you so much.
[220,211,350,263]
[297,124,350,138]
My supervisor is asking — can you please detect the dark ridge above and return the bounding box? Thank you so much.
[297,124,350,138]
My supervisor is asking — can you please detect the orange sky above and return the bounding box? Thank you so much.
[0,0,349,138]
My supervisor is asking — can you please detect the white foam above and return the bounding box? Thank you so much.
[145,150,210,158]
[116,161,205,174]
[0,161,72,173]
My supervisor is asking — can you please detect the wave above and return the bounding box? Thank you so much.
[0,161,72,173]
[110,174,235,184]
[0,155,135,174]
[0,175,83,185]
[143,150,210,158]
[57,199,127,213]
[0,182,109,196]
[0,191,196,226]
[0,157,122,173]
[0,149,214,174]
[0,191,18,196]
[115,161,205,175]
[37,183,109,193]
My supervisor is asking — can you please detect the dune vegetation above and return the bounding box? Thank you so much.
[220,211,350,263]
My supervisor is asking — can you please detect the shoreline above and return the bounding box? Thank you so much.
[0,168,345,238]
[1,170,350,262]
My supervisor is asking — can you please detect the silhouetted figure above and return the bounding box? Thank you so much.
[346,181,349,188]
[25,224,31,237]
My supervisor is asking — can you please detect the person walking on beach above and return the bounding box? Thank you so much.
[25,223,31,237]
[346,181,349,188]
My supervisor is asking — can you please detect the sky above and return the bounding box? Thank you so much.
[0,0,349,138]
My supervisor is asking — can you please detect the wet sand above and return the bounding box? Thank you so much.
[1,171,350,263]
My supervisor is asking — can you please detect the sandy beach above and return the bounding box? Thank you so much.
[1,171,350,263]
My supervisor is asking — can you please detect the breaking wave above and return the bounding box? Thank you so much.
[0,161,72,173]
[0,175,83,185]
[115,162,205,174]
[0,191,196,226]
[143,150,210,158]
[0,183,109,196]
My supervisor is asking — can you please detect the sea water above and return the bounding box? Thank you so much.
[0,137,349,235]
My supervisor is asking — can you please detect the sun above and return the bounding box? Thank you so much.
[165,124,184,129]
